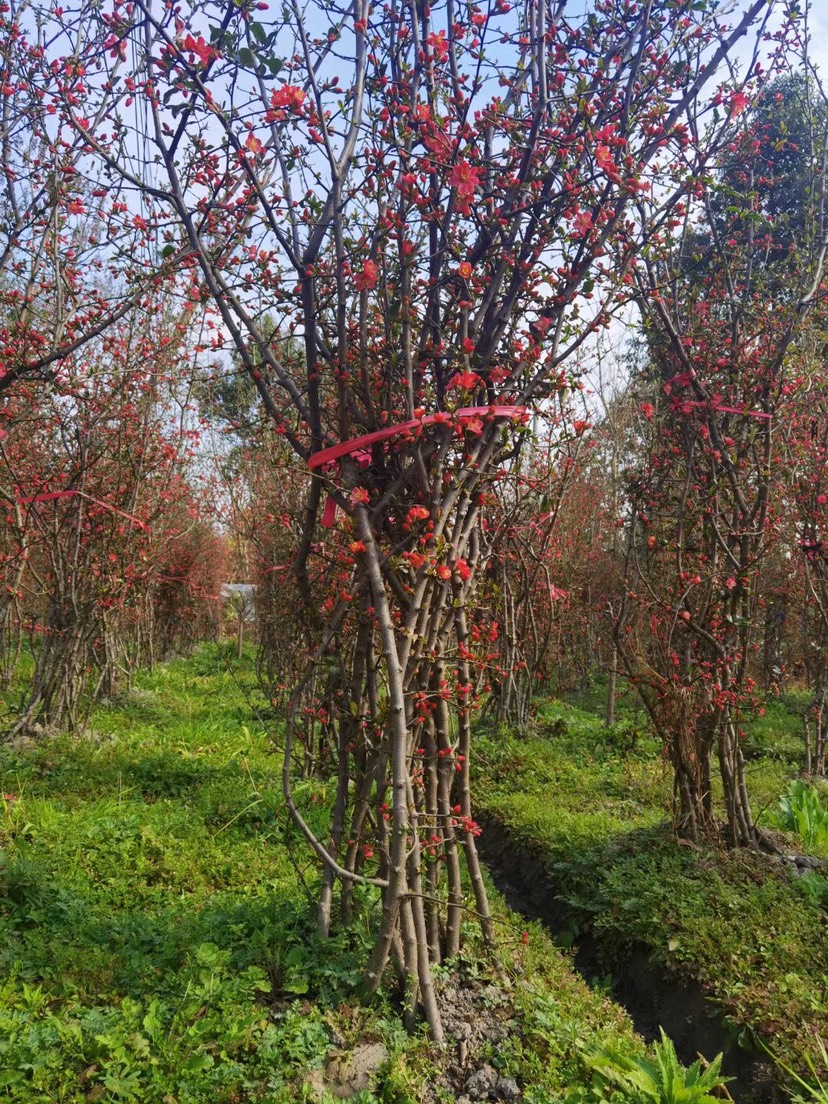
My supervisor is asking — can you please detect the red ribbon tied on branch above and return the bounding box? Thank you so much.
[309,406,527,528]
[14,489,149,531]
[665,372,771,420]
[308,406,528,471]
[672,399,771,420]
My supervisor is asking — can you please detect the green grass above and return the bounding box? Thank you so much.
[567,674,809,760]
[0,646,349,1101]
[474,699,828,1084]
[740,694,811,765]
[1,644,664,1103]
[564,677,649,729]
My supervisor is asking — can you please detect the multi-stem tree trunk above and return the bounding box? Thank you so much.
[11,599,96,736]
[801,524,828,777]
[620,66,828,848]
[280,431,514,1040]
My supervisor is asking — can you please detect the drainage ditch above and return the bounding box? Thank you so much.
[477,817,788,1104]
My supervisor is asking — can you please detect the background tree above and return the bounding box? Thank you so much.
[783,334,828,776]
[617,68,828,843]
[1,299,216,734]
[0,1,178,400]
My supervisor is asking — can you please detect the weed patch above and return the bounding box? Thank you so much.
[1,645,658,1103]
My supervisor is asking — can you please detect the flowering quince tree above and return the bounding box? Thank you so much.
[210,425,330,718]
[615,71,828,845]
[476,412,614,727]
[0,300,219,735]
[39,0,775,1036]
[0,2,182,401]
[150,508,228,660]
[782,336,828,778]
[0,0,218,712]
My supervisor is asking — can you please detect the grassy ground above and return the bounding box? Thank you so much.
[1,644,657,1104]
[474,695,828,1087]
[565,678,810,767]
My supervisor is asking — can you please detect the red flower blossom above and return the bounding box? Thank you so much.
[729,90,749,118]
[447,370,481,391]
[269,84,305,114]
[354,259,379,291]
[573,210,593,235]
[181,34,216,68]
[426,30,449,61]
[447,160,482,214]
[595,143,618,179]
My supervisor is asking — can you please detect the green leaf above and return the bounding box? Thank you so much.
[104,1070,142,1099]
[283,975,310,994]
[182,1053,214,1072]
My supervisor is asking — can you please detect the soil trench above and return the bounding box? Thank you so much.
[477,816,788,1104]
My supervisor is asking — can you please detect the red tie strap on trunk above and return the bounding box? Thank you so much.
[311,406,526,528]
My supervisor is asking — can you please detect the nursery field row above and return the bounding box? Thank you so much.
[474,696,828,1097]
[2,648,826,1101]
